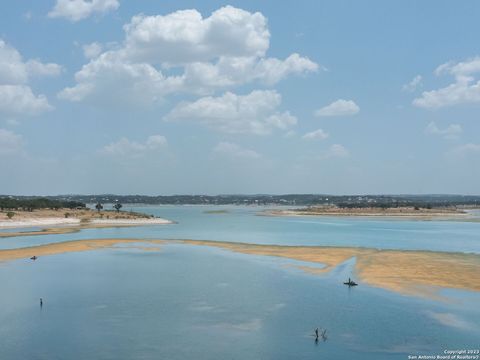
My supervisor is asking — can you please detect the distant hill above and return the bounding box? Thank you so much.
[2,194,479,208]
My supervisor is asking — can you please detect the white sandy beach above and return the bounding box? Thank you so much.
[0,218,81,229]
[0,215,173,230]
[90,218,173,225]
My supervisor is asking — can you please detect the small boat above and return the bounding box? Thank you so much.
[343,277,358,286]
[30,256,37,260]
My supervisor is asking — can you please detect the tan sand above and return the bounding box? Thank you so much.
[179,240,480,299]
[0,208,172,226]
[1,238,479,300]
[263,207,477,221]
[0,223,165,238]
[0,208,173,238]
[0,239,166,262]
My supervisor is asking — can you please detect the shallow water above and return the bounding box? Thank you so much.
[1,244,479,360]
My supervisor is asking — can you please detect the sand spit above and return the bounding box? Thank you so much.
[0,209,173,238]
[0,222,173,238]
[90,218,172,225]
[180,240,480,299]
[1,238,479,299]
[0,239,165,262]
[0,218,81,228]
[263,207,478,222]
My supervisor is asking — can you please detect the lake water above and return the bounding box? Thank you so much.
[0,206,479,359]
[1,205,480,253]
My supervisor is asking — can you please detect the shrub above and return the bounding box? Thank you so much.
[6,211,15,219]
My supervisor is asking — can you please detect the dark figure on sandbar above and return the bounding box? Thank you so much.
[40,298,43,307]
[30,256,37,261]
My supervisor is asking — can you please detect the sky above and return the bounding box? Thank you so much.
[0,0,479,196]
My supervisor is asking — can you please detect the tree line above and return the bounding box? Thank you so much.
[0,197,86,211]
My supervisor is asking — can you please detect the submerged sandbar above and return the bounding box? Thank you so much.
[1,238,479,299]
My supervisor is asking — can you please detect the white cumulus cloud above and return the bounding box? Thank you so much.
[48,0,120,22]
[82,42,103,59]
[213,141,261,159]
[0,39,59,116]
[58,51,184,105]
[321,144,350,159]
[302,129,329,140]
[122,6,270,64]
[315,99,359,117]
[183,53,318,92]
[0,39,62,84]
[102,134,167,157]
[59,6,319,106]
[449,143,480,158]
[402,75,422,92]
[165,90,297,135]
[425,121,462,140]
[414,57,480,108]
[0,85,52,116]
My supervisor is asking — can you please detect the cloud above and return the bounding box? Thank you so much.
[183,53,318,91]
[413,57,480,108]
[0,39,59,116]
[0,128,24,156]
[59,6,319,106]
[123,6,270,64]
[0,39,62,84]
[315,99,359,117]
[82,42,103,59]
[402,75,422,92]
[101,134,167,157]
[58,51,184,105]
[165,90,297,135]
[48,0,120,22]
[213,142,261,159]
[302,128,329,140]
[449,143,480,158]
[0,85,53,116]
[425,121,462,140]
[321,144,350,159]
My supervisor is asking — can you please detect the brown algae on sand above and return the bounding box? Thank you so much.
[180,240,480,299]
[0,239,165,262]
[1,238,479,300]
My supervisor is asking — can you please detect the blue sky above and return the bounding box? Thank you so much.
[0,1,479,195]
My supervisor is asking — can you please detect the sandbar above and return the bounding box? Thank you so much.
[263,207,479,222]
[0,239,165,262]
[180,240,480,299]
[0,208,173,237]
[1,238,478,300]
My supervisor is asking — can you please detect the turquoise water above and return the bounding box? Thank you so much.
[1,205,479,253]
[0,206,479,359]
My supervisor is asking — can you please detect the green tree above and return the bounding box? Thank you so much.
[6,211,15,219]
[95,203,103,212]
[113,202,122,213]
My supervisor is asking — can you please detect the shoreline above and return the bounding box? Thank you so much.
[0,220,175,238]
[0,217,173,229]
[262,207,479,222]
[0,208,174,237]
[1,238,479,300]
